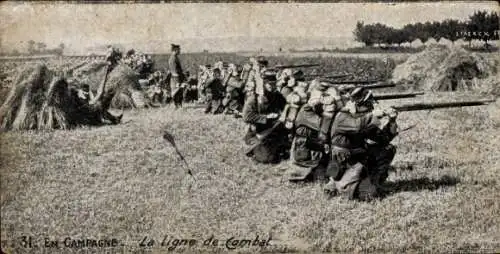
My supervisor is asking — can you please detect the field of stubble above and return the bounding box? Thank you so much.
[1,92,499,253]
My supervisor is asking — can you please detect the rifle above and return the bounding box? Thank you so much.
[304,73,351,79]
[245,116,286,156]
[391,99,496,112]
[272,63,321,69]
[325,82,397,90]
[319,79,383,85]
[322,74,352,79]
[373,92,424,100]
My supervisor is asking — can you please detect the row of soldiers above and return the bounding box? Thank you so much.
[108,45,399,202]
[195,56,399,202]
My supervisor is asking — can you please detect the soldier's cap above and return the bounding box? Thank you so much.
[205,64,212,68]
[126,49,135,56]
[171,44,180,50]
[293,70,305,80]
[222,62,229,68]
[351,87,374,104]
[262,70,278,82]
[317,82,330,91]
[80,84,90,90]
[350,87,366,100]
[257,56,269,66]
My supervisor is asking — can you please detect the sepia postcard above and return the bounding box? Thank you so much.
[0,1,499,253]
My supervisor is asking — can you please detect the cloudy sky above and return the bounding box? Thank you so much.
[0,2,497,53]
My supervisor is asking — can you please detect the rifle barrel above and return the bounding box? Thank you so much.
[393,99,496,112]
[320,79,383,85]
[362,83,396,89]
[318,81,396,89]
[373,92,424,100]
[273,64,321,69]
[323,74,352,79]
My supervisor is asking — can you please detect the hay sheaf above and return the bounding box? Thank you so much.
[392,45,498,93]
[0,64,56,130]
[0,63,118,131]
[73,62,146,109]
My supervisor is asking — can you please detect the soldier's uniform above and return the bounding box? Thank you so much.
[168,44,185,108]
[280,70,305,100]
[246,57,268,96]
[105,46,121,71]
[277,68,292,94]
[183,72,199,103]
[287,83,348,181]
[242,73,288,164]
[197,65,212,103]
[324,91,398,201]
[147,71,166,104]
[203,69,224,114]
[222,64,245,116]
[240,63,252,89]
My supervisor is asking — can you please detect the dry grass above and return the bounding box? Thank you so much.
[1,93,499,253]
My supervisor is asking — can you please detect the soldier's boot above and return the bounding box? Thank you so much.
[355,176,380,202]
[204,102,212,114]
[233,111,242,119]
[371,166,392,194]
[103,110,123,124]
[323,177,338,197]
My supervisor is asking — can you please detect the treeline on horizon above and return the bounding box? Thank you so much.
[353,10,499,48]
[2,41,66,56]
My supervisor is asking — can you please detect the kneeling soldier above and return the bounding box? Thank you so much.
[324,90,398,201]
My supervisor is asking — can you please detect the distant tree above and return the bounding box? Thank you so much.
[380,26,395,47]
[393,28,408,47]
[36,42,47,54]
[353,21,374,47]
[441,19,462,44]
[463,21,474,48]
[414,22,431,45]
[402,24,417,45]
[370,23,389,46]
[430,21,443,42]
[468,11,499,48]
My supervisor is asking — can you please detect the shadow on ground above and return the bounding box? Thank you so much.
[384,175,460,194]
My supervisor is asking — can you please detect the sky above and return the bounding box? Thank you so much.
[0,2,498,53]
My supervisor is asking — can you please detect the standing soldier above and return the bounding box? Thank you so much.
[168,44,185,109]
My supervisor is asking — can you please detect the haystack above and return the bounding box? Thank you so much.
[0,63,124,131]
[392,44,498,93]
[72,61,145,109]
[0,64,79,130]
